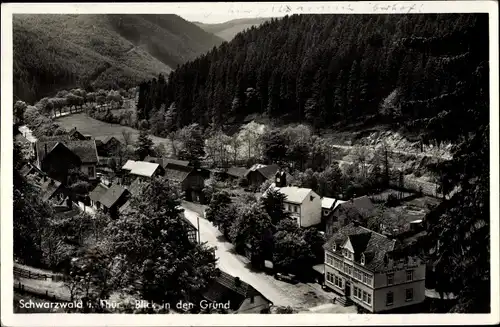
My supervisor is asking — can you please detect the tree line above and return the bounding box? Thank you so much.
[136,14,487,145]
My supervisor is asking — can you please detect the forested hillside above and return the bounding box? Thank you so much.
[194,18,271,41]
[138,14,488,144]
[13,14,223,103]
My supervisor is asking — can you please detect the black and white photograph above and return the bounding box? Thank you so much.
[1,1,498,326]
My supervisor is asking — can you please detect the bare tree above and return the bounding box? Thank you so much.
[121,130,132,146]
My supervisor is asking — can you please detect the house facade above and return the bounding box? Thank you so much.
[266,183,322,228]
[36,137,99,182]
[323,223,426,312]
[245,164,279,189]
[325,196,375,238]
[164,163,209,202]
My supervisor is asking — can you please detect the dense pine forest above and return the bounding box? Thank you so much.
[137,14,488,144]
[13,14,223,103]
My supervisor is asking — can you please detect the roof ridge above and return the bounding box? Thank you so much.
[359,226,389,239]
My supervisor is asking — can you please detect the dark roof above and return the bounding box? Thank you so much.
[19,163,35,177]
[95,140,104,147]
[14,133,30,144]
[68,128,86,139]
[226,167,248,178]
[127,178,144,196]
[99,184,129,209]
[103,136,121,144]
[324,223,397,272]
[164,163,193,182]
[203,271,261,311]
[245,164,279,180]
[145,156,190,168]
[39,178,62,202]
[36,137,98,164]
[334,195,375,220]
[89,184,109,202]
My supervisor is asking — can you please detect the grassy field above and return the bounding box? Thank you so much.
[55,113,173,153]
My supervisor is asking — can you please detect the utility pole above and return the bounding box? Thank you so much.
[197,214,201,244]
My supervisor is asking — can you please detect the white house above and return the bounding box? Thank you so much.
[323,223,426,312]
[266,183,322,227]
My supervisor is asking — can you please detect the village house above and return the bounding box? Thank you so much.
[68,128,92,141]
[144,156,190,169]
[325,195,375,238]
[164,163,209,202]
[96,136,123,156]
[210,166,248,182]
[121,160,164,184]
[265,174,322,227]
[202,270,272,313]
[35,136,99,182]
[323,223,426,312]
[244,164,279,189]
[89,183,130,219]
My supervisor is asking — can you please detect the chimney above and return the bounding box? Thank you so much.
[44,143,48,155]
[353,220,359,227]
[250,295,255,303]
[281,171,287,187]
[235,277,241,287]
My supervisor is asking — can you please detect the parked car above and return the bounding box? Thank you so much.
[274,272,299,284]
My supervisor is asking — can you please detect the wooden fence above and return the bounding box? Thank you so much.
[14,281,70,302]
[13,265,64,282]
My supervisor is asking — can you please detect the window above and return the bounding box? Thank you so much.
[343,263,352,275]
[386,292,394,306]
[293,205,298,213]
[406,270,414,282]
[367,293,372,305]
[354,268,362,281]
[326,272,334,283]
[88,166,95,177]
[353,286,360,299]
[334,276,343,289]
[362,272,373,286]
[326,254,334,266]
[387,273,394,286]
[334,258,342,269]
[362,291,367,302]
[406,288,414,302]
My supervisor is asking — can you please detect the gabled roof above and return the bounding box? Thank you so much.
[322,197,336,209]
[226,167,248,178]
[265,183,315,204]
[126,178,144,196]
[324,223,397,272]
[89,184,109,203]
[68,128,87,140]
[164,163,193,182]
[203,270,262,311]
[14,133,30,144]
[36,137,98,164]
[103,136,121,145]
[99,184,129,209]
[39,178,63,202]
[245,164,279,180]
[65,140,99,163]
[335,195,375,217]
[122,160,137,171]
[144,156,190,168]
[130,161,160,178]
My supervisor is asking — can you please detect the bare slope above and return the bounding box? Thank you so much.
[13,14,224,102]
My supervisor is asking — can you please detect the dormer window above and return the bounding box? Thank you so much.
[310,195,314,201]
[360,254,365,265]
[332,243,336,251]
